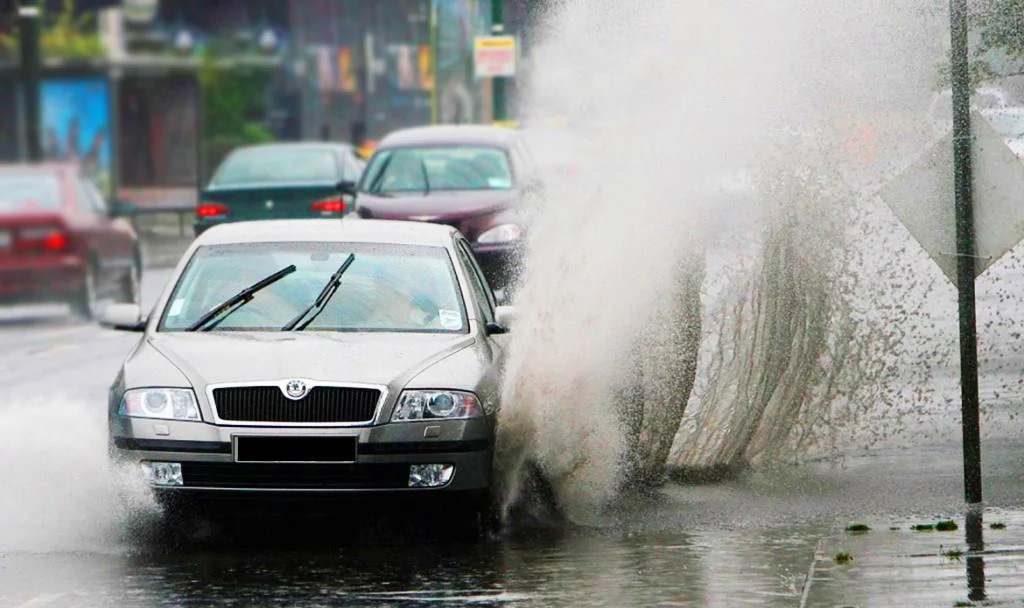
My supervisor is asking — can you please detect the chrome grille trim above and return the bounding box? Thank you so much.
[206,380,388,427]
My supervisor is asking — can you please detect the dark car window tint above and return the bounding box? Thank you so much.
[0,174,62,213]
[455,241,495,323]
[211,147,340,186]
[362,146,513,193]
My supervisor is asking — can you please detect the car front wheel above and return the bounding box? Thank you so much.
[69,262,99,321]
[119,254,142,305]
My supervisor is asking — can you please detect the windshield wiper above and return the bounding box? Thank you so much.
[420,157,431,195]
[282,253,355,331]
[187,265,297,332]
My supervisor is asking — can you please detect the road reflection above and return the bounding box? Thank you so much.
[965,508,985,602]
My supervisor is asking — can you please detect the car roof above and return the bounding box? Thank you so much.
[0,163,80,175]
[194,219,459,248]
[229,141,355,154]
[378,124,517,149]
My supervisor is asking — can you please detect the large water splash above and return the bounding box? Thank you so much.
[498,0,952,521]
[0,397,157,553]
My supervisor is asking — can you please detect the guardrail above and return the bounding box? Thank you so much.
[126,206,195,268]
[127,205,195,238]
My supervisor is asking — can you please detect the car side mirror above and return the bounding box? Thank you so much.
[337,180,357,196]
[100,303,146,332]
[109,200,138,218]
[489,305,517,334]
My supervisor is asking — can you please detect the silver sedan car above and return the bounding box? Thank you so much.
[102,219,514,521]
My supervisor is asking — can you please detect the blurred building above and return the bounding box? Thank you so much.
[0,0,536,206]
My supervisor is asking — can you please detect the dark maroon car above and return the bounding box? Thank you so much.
[351,125,538,291]
[0,164,140,319]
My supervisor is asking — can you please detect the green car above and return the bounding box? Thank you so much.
[195,142,365,236]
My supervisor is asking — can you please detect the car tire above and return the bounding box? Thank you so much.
[119,253,142,305]
[69,262,99,321]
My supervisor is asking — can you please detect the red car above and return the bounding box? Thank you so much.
[0,164,140,319]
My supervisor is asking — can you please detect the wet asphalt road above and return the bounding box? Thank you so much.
[0,267,1023,607]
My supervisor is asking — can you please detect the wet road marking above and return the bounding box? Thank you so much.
[12,594,69,608]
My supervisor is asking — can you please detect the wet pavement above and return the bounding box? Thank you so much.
[0,437,1023,606]
[1,268,1023,607]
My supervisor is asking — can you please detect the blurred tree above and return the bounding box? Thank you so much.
[0,0,104,60]
[199,53,275,177]
[964,0,1024,82]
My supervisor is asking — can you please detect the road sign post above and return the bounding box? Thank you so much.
[18,0,42,161]
[950,0,982,506]
[490,0,507,123]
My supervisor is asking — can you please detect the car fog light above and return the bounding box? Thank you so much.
[409,464,454,488]
[142,461,183,487]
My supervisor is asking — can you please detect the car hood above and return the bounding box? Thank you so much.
[355,189,515,222]
[147,331,475,391]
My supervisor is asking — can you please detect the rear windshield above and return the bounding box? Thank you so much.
[211,147,339,186]
[361,146,513,193]
[0,174,62,213]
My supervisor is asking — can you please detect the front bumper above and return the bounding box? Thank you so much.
[109,416,494,494]
[0,255,85,303]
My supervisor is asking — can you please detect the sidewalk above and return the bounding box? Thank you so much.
[801,509,1024,607]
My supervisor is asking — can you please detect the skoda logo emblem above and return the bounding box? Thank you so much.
[284,379,308,400]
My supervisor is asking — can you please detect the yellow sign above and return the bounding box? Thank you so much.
[474,36,517,78]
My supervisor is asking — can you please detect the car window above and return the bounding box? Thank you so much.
[211,147,340,186]
[0,173,62,213]
[455,240,496,323]
[160,242,468,333]
[83,181,108,215]
[343,153,364,182]
[361,146,514,193]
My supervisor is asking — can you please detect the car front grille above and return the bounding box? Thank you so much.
[212,386,381,423]
[180,462,409,489]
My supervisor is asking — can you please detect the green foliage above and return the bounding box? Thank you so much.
[935,520,958,531]
[0,0,105,60]
[833,551,854,565]
[990,521,1007,529]
[941,545,964,561]
[199,54,276,176]
[964,0,1024,83]
[844,523,871,534]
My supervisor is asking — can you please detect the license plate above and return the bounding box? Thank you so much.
[0,231,10,249]
[234,436,357,463]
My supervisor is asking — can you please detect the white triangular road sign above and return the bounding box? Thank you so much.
[878,111,1024,283]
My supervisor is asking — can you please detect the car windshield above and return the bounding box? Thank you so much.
[160,242,467,333]
[362,146,513,193]
[0,173,62,213]
[211,147,339,186]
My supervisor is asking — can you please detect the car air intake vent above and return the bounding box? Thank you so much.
[212,386,380,423]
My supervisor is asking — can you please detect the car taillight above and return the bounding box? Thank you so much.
[16,227,68,253]
[43,232,67,251]
[310,198,347,214]
[197,202,229,218]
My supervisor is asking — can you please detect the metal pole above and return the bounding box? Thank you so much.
[18,0,42,162]
[949,0,982,505]
[491,0,506,123]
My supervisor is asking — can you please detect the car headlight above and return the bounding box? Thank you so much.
[391,390,483,422]
[477,223,523,244]
[120,388,202,421]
